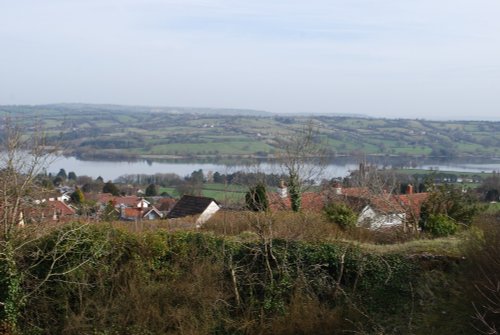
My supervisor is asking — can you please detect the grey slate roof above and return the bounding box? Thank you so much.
[166,195,219,219]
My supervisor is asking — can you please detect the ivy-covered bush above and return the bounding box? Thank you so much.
[324,202,358,229]
[0,223,477,335]
[424,214,458,237]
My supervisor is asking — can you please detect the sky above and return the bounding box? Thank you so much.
[1,0,499,120]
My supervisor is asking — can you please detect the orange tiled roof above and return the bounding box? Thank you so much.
[268,192,325,212]
[341,187,371,198]
[396,193,429,217]
[267,186,428,218]
[47,200,76,216]
[156,198,177,212]
[87,194,149,208]
[114,196,144,207]
[122,207,143,218]
[345,192,429,217]
[121,206,162,220]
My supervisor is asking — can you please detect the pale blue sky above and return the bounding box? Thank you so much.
[1,0,499,120]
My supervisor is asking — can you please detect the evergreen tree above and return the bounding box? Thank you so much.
[420,184,481,234]
[56,168,67,180]
[101,201,118,222]
[68,171,77,180]
[145,183,158,196]
[324,202,357,229]
[53,176,63,186]
[70,187,85,204]
[103,181,120,196]
[245,183,269,212]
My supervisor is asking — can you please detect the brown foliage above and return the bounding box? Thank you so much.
[203,210,343,242]
[467,213,500,334]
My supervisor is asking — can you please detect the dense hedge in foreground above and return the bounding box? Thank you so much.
[0,223,483,334]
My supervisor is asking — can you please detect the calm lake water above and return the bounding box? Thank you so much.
[47,156,500,182]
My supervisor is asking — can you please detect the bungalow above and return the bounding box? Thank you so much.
[57,192,72,203]
[155,198,177,217]
[29,199,77,223]
[325,183,428,230]
[355,196,407,229]
[120,206,163,221]
[113,196,151,208]
[268,181,326,212]
[87,193,151,209]
[166,195,220,227]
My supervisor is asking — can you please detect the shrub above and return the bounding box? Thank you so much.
[420,184,481,228]
[424,214,457,237]
[145,183,158,196]
[324,202,357,229]
[466,214,500,333]
[245,183,269,212]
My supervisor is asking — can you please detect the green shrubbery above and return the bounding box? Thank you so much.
[420,184,481,236]
[324,202,357,229]
[4,214,498,334]
[424,214,458,237]
[0,224,430,334]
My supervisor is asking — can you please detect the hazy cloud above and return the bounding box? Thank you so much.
[1,0,499,119]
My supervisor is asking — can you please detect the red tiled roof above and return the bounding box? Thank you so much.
[396,193,429,218]
[268,192,325,212]
[121,206,163,220]
[24,200,76,223]
[350,193,429,218]
[365,195,405,214]
[48,200,76,216]
[155,198,177,212]
[115,196,146,207]
[122,207,143,218]
[86,194,149,208]
[341,187,371,198]
[85,193,114,204]
[266,186,428,220]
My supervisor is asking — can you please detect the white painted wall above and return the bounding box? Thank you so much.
[357,205,405,230]
[196,201,220,227]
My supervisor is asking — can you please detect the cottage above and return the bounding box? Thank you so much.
[30,199,77,223]
[120,206,163,221]
[167,195,220,227]
[87,193,151,209]
[330,184,428,230]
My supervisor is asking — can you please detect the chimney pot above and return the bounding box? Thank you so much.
[406,184,414,194]
[278,180,288,198]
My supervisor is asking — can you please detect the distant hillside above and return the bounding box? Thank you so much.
[1,104,499,160]
[0,103,274,117]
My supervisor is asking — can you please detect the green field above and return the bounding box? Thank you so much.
[2,103,500,160]
[159,183,247,204]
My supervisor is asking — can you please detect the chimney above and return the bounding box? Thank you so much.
[278,180,288,198]
[406,184,414,195]
[333,182,342,195]
[359,162,366,179]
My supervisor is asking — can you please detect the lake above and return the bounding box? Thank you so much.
[47,156,500,182]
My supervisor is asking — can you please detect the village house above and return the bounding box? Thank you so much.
[334,184,429,230]
[269,182,428,230]
[167,195,220,227]
[120,206,163,221]
[28,199,77,223]
[86,193,151,209]
[85,193,162,221]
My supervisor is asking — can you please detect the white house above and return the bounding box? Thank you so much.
[166,195,220,227]
[357,204,406,230]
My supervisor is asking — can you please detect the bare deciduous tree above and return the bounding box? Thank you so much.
[278,121,326,212]
[0,120,103,333]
